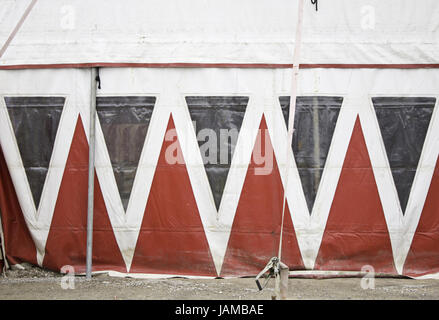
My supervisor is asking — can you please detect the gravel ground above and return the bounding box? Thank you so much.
[0,265,438,300]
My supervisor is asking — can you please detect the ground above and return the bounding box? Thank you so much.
[0,265,438,300]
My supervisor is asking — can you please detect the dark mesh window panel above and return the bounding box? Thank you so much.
[373,97,436,213]
[97,96,156,211]
[5,96,65,209]
[280,96,343,214]
[186,96,248,211]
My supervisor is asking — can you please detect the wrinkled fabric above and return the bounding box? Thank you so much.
[280,96,343,213]
[373,97,436,213]
[97,96,156,211]
[5,96,64,208]
[186,96,248,210]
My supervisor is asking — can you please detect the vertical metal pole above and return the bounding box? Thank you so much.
[86,67,98,279]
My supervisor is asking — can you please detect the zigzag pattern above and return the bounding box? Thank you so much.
[0,68,438,277]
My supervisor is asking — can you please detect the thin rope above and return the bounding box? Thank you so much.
[278,0,305,261]
[0,0,38,59]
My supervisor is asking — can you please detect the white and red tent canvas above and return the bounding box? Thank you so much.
[0,0,438,278]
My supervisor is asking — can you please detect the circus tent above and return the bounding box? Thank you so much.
[0,0,439,278]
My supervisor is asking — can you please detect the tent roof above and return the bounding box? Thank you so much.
[0,0,438,68]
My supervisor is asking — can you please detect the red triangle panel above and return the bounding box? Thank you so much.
[130,115,216,276]
[43,116,126,273]
[403,156,439,277]
[220,115,304,277]
[0,144,37,266]
[314,117,396,273]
